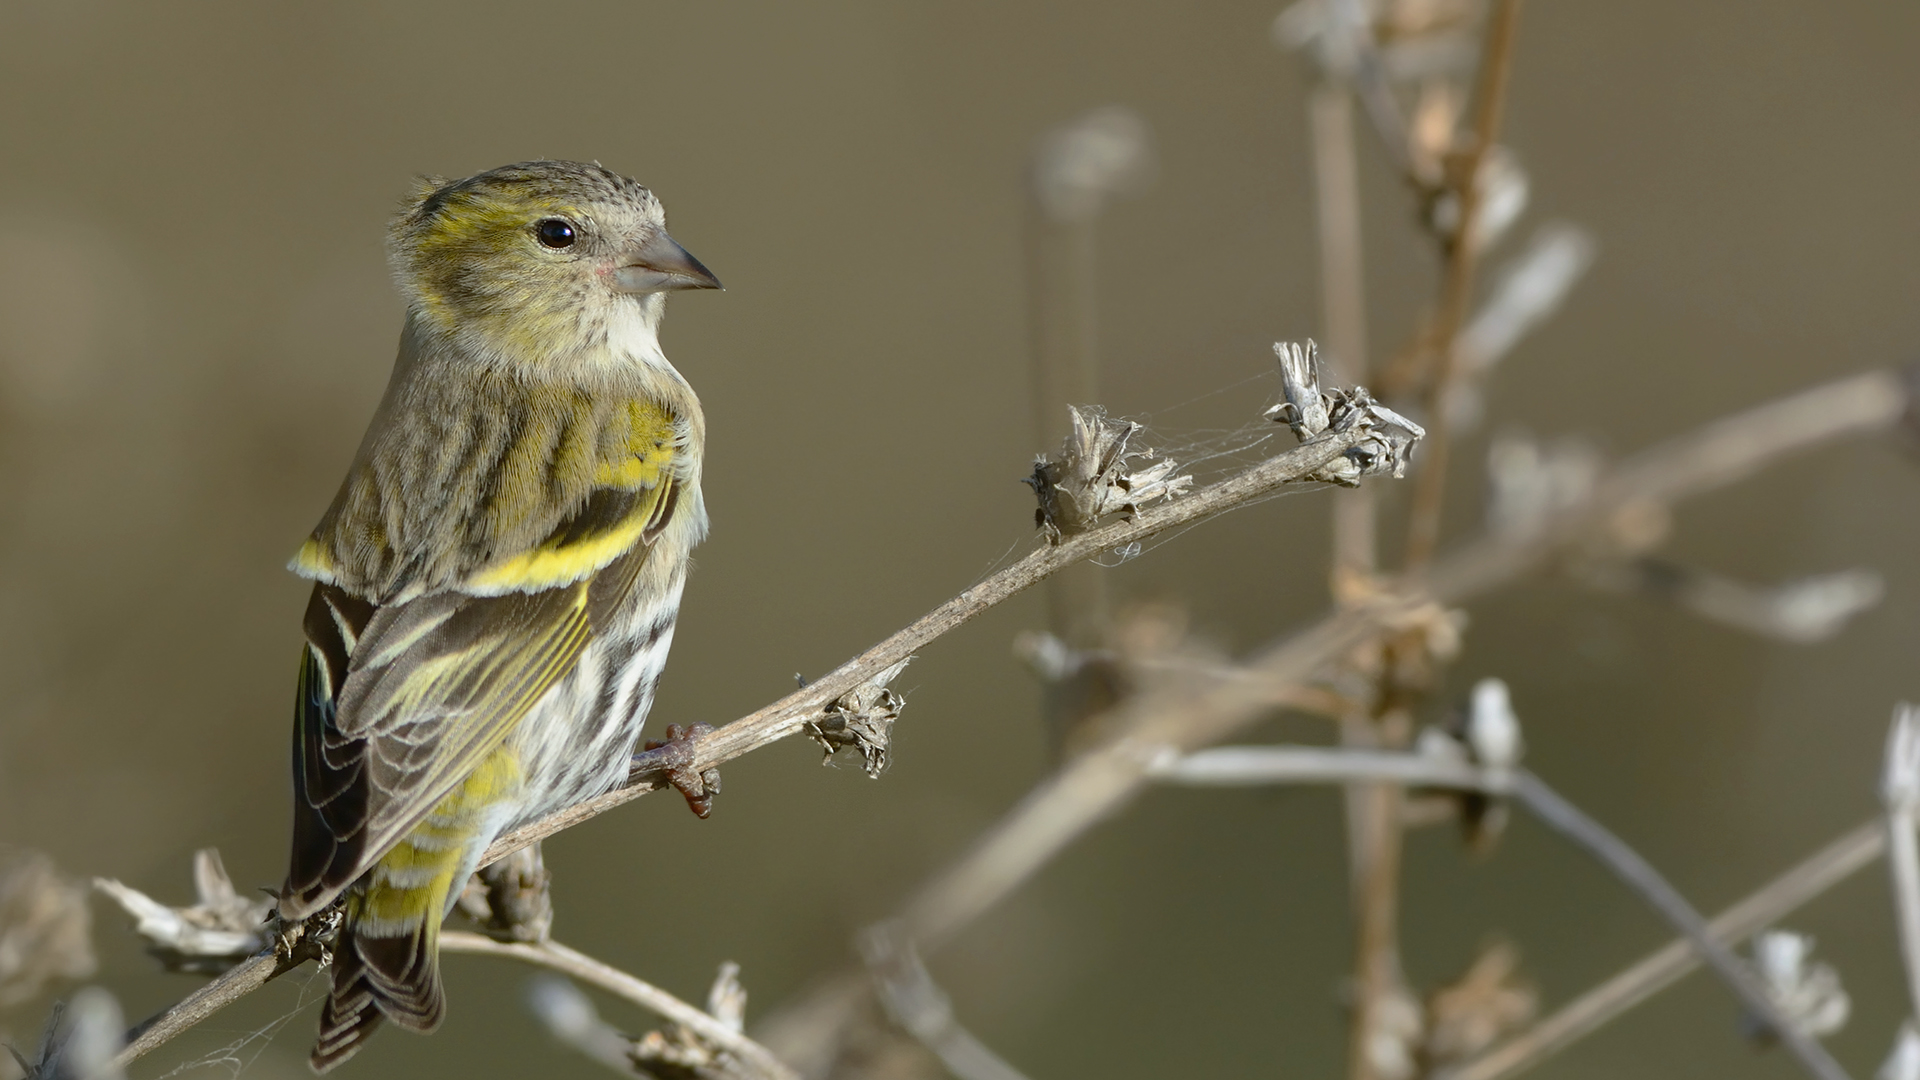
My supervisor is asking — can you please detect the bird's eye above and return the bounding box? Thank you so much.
[534,218,577,249]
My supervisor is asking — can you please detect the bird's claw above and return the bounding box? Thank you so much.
[631,723,720,818]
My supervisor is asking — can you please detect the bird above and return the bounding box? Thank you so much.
[274,160,722,1071]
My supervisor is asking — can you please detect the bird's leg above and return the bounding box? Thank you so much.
[630,723,721,818]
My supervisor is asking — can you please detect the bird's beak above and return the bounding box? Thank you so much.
[613,232,723,294]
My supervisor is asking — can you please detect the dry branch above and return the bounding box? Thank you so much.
[106,407,1385,1070]
[1441,819,1886,1080]
[756,366,1908,1071]
[1402,0,1527,570]
[1167,749,1867,1080]
[438,933,797,1080]
[1509,772,1852,1080]
[104,366,1907,1072]
[481,420,1380,864]
[1884,704,1920,1029]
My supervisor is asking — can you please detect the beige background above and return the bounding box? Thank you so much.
[0,1,1917,1077]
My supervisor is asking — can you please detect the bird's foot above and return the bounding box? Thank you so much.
[631,723,721,818]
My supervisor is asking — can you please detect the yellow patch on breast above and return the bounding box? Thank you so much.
[466,399,680,594]
[596,400,678,488]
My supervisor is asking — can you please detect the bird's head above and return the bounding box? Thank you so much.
[388,160,720,364]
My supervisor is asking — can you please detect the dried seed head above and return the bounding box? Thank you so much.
[806,659,912,777]
[1428,145,1529,252]
[93,849,271,975]
[0,851,96,1008]
[1270,340,1332,440]
[1466,678,1523,771]
[1485,433,1601,540]
[1457,223,1596,379]
[1747,930,1850,1042]
[1030,107,1156,223]
[1422,942,1536,1068]
[1026,407,1193,541]
[706,962,747,1034]
[1266,341,1426,485]
[460,843,553,944]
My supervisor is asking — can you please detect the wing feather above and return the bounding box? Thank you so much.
[282,407,682,918]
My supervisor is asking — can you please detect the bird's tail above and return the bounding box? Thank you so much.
[308,841,463,1071]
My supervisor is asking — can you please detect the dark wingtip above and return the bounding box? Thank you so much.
[310,914,446,1070]
[310,1002,382,1073]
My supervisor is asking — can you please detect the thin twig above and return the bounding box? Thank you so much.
[1347,706,1414,1080]
[1306,39,1396,1080]
[439,932,799,1080]
[113,953,275,1070]
[1027,193,1108,651]
[1162,754,1884,1079]
[1310,84,1369,391]
[1883,704,1920,1026]
[859,925,1037,1080]
[1155,745,1495,789]
[107,424,1378,1070]
[757,367,1906,1068]
[113,368,1907,1070]
[897,600,1407,952]
[1307,77,1380,590]
[1355,7,1523,1069]
[481,424,1376,865]
[1441,819,1885,1080]
[1403,0,1525,570]
[1509,771,1853,1080]
[1424,368,1908,606]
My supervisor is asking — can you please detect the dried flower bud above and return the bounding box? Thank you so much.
[1465,678,1523,772]
[1486,433,1601,540]
[806,659,912,777]
[707,962,748,1034]
[458,843,552,944]
[1428,145,1528,252]
[1271,340,1332,440]
[1457,223,1596,379]
[0,851,96,1008]
[1266,342,1427,485]
[1030,107,1155,223]
[1027,407,1193,540]
[93,849,268,975]
[1422,942,1536,1068]
[1747,930,1850,1042]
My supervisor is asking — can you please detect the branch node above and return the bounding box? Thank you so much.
[1268,341,1425,485]
[628,963,761,1079]
[1421,941,1537,1072]
[1744,930,1851,1044]
[1026,406,1193,542]
[458,843,553,944]
[92,849,270,975]
[805,658,912,777]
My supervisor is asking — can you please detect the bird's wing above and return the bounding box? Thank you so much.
[282,426,683,918]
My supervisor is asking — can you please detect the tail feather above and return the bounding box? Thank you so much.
[310,898,446,1072]
[305,744,520,1069]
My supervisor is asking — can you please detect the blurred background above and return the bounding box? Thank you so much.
[0,1,1917,1077]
